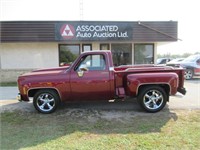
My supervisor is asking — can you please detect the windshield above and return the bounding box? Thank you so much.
[168,58,184,63]
[183,55,200,62]
[156,58,163,64]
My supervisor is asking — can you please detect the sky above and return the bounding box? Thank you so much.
[0,0,200,55]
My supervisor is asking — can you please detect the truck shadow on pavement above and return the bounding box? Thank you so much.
[1,100,178,149]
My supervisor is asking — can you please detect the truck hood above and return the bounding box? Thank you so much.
[20,66,70,77]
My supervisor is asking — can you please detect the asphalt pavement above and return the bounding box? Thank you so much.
[0,86,19,100]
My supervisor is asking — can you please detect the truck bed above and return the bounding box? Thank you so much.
[114,65,185,94]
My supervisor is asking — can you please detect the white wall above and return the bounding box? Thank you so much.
[0,42,59,69]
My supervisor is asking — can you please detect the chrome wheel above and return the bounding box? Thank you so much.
[36,93,55,112]
[138,86,167,113]
[184,69,193,80]
[33,90,60,114]
[143,90,163,110]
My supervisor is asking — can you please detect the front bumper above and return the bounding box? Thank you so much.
[17,93,22,101]
[178,87,187,95]
[17,93,30,101]
[17,93,26,102]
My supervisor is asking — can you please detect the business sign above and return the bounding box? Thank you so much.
[55,22,133,41]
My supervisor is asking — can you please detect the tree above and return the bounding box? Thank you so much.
[60,49,77,64]
[157,52,199,59]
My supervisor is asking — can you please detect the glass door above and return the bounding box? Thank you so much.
[111,43,132,66]
[134,44,154,64]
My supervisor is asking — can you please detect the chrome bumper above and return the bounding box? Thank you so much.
[17,93,23,101]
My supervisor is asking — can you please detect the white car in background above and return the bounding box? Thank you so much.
[167,54,200,80]
[167,58,185,65]
[156,58,172,65]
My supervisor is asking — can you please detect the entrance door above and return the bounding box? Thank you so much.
[134,44,154,64]
[70,54,111,101]
[111,43,132,66]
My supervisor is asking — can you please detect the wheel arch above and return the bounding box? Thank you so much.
[137,84,170,101]
[184,66,195,74]
[28,88,61,101]
[185,66,194,70]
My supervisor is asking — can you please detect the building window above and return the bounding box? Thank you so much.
[82,44,92,52]
[111,43,132,66]
[59,44,80,66]
[100,44,110,50]
[134,44,154,64]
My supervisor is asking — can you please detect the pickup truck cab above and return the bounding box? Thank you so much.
[17,50,186,113]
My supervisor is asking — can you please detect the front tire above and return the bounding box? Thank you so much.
[138,86,167,113]
[33,89,60,114]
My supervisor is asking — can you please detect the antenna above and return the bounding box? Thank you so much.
[79,0,83,20]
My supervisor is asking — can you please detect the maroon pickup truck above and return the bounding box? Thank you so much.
[17,50,186,114]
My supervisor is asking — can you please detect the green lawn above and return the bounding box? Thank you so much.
[0,82,17,87]
[1,109,200,150]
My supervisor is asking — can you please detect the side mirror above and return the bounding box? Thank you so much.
[77,70,84,77]
[80,67,88,72]
[77,67,88,77]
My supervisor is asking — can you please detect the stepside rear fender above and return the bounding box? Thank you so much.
[126,72,179,96]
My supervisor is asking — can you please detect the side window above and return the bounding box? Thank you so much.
[76,54,106,71]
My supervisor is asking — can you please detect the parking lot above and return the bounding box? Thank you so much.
[0,78,200,112]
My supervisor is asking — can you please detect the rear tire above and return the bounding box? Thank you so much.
[138,86,167,113]
[33,89,60,114]
[184,69,193,80]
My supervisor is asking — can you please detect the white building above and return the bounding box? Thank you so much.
[0,21,178,82]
